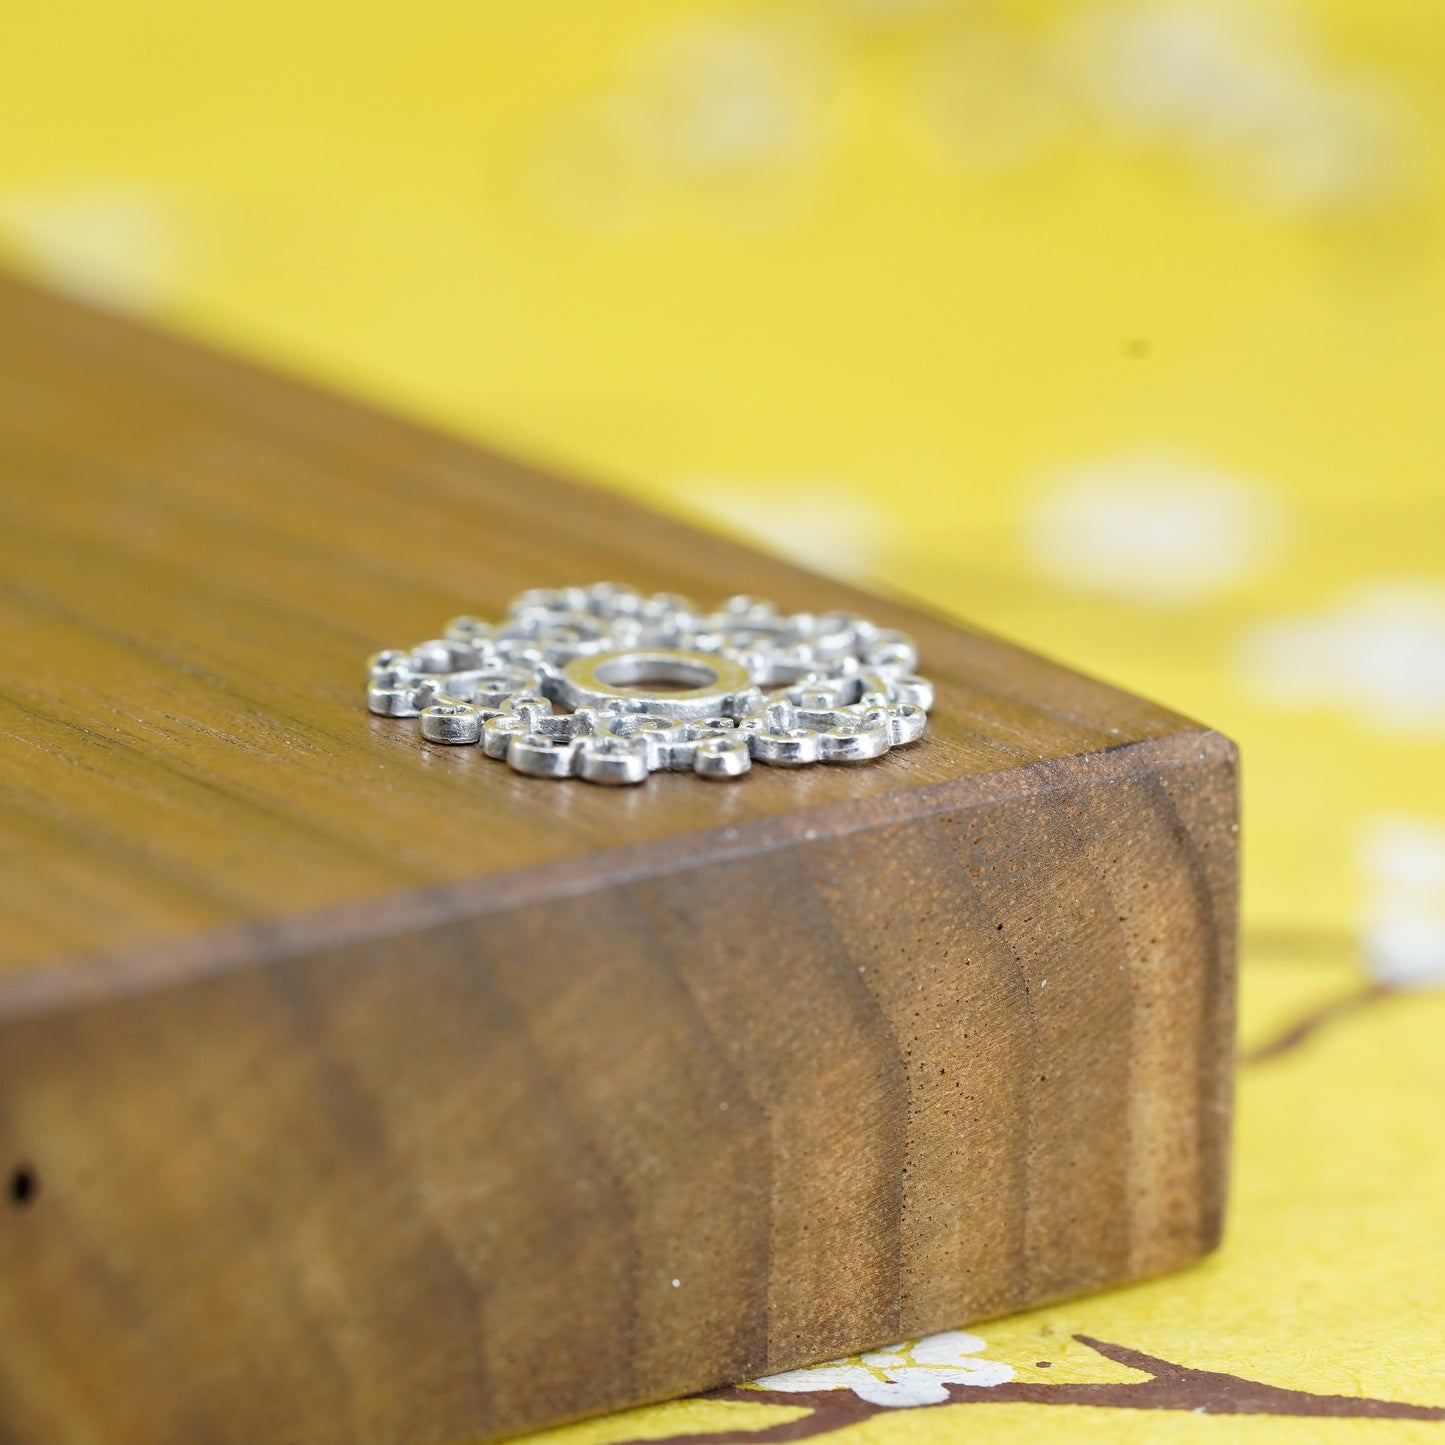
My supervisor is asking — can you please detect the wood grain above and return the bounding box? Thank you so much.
[0,276,1238,1445]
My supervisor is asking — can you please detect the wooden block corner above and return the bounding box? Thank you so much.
[0,277,1238,1445]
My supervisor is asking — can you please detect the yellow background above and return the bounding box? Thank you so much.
[3,1,1443,1437]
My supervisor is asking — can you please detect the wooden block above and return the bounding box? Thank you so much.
[0,277,1238,1445]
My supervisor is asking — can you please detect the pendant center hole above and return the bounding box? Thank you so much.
[593,654,720,693]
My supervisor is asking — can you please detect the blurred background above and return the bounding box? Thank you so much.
[2,0,1443,1419]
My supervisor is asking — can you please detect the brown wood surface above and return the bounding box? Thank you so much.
[0,277,1239,1445]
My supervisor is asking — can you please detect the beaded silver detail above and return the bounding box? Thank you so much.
[367,584,933,785]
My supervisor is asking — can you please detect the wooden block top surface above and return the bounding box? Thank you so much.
[0,276,1203,996]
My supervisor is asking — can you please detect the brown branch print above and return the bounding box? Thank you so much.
[1242,981,1394,1063]
[615,1334,1445,1445]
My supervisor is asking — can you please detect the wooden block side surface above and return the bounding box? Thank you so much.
[0,730,1237,1445]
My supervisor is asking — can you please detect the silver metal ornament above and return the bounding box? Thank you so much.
[367,584,933,785]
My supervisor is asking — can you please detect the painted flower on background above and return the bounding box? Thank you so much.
[677,477,894,580]
[751,1330,1014,1408]
[1024,449,1288,605]
[1360,815,1445,989]
[1238,581,1445,736]
[0,189,185,312]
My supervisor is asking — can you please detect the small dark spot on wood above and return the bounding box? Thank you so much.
[10,1164,38,1207]
[1036,1360,1052,1368]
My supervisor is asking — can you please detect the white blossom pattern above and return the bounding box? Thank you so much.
[1360,816,1445,989]
[0,189,184,311]
[1025,449,1288,605]
[1058,0,1410,211]
[1239,582,1445,735]
[677,478,894,579]
[752,1330,1014,1408]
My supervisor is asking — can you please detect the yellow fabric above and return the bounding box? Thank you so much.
[3,1,1443,1435]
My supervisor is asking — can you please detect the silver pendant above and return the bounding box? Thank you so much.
[367,584,933,785]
